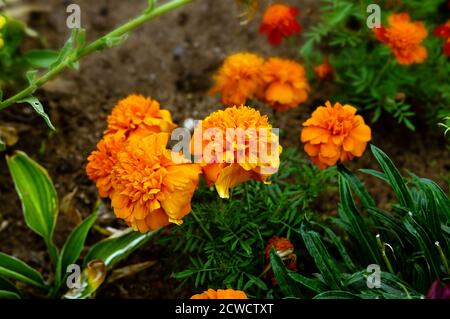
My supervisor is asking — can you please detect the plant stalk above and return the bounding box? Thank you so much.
[0,0,193,110]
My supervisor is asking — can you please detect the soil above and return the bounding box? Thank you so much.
[0,0,448,298]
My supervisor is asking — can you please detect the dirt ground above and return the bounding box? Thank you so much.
[0,0,448,298]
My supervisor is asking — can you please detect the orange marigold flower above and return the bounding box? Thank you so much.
[210,52,264,106]
[191,106,282,198]
[259,4,301,46]
[259,57,309,112]
[191,289,248,299]
[301,101,371,169]
[373,13,428,65]
[86,132,127,198]
[105,94,176,137]
[110,133,201,233]
[314,58,333,81]
[264,236,297,285]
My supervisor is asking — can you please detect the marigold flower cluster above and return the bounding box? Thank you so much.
[434,20,450,57]
[86,95,201,232]
[191,105,282,198]
[301,101,372,169]
[259,4,301,46]
[211,53,309,112]
[374,13,428,65]
[191,288,248,299]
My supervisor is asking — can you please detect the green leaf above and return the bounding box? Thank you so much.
[269,248,302,298]
[0,290,20,299]
[0,277,20,296]
[313,290,360,299]
[57,210,98,285]
[299,225,343,290]
[338,165,375,208]
[83,228,159,268]
[370,145,414,210]
[288,272,327,293]
[16,96,55,130]
[0,253,47,289]
[359,168,388,183]
[6,151,58,245]
[23,50,60,68]
[338,176,382,265]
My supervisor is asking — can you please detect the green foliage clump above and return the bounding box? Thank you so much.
[300,0,450,131]
[159,148,337,298]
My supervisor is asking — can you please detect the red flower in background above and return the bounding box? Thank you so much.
[264,236,297,285]
[259,4,301,46]
[434,20,450,57]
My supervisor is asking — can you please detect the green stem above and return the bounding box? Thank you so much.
[435,241,450,274]
[244,183,251,212]
[191,209,214,242]
[376,234,394,274]
[373,58,391,88]
[0,0,193,110]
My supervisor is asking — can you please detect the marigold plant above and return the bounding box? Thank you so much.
[191,105,282,198]
[209,52,264,106]
[259,4,301,46]
[259,57,309,112]
[301,101,371,169]
[191,288,248,299]
[374,13,428,65]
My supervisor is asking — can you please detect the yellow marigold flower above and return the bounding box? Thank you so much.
[301,101,371,169]
[105,94,176,137]
[191,288,248,299]
[191,106,282,198]
[110,133,201,233]
[210,53,264,106]
[374,13,428,65]
[0,16,6,29]
[86,132,127,198]
[259,57,309,112]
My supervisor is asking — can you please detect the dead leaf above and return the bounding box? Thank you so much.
[60,188,82,225]
[235,0,260,24]
[0,124,19,147]
[107,260,157,284]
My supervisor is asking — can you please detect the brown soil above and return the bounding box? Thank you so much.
[0,0,448,298]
